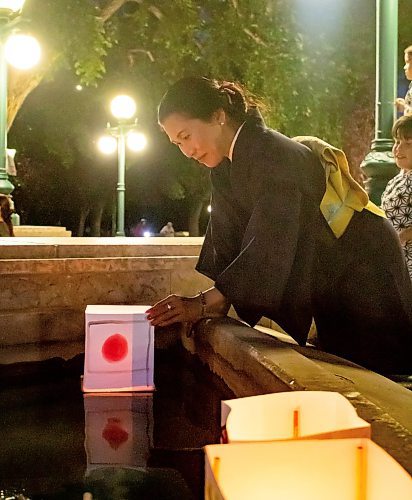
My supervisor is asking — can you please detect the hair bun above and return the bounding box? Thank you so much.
[219,82,237,94]
[158,76,255,125]
[218,82,237,104]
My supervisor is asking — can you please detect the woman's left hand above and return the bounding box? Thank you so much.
[146,294,202,327]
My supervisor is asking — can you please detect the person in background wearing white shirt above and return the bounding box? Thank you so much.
[160,221,175,237]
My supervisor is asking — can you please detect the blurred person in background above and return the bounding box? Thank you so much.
[130,218,150,237]
[0,194,14,237]
[160,221,175,237]
[381,115,412,280]
[396,45,412,116]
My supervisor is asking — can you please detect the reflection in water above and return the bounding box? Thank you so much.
[84,466,192,500]
[0,490,31,499]
[102,418,129,450]
[84,394,153,469]
[0,346,234,499]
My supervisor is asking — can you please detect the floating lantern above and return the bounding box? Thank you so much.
[205,438,412,500]
[84,393,153,472]
[221,391,370,443]
[83,305,154,393]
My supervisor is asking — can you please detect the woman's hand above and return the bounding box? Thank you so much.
[146,294,202,327]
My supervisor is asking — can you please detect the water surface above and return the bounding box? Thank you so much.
[0,345,234,499]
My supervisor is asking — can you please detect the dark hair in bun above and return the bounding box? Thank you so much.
[158,76,257,126]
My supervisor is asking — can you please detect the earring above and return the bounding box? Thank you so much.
[219,122,224,126]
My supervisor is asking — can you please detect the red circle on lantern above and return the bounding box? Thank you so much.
[102,333,128,362]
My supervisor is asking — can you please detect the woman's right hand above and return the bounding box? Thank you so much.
[146,294,203,327]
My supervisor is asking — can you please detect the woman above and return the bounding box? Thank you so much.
[381,115,412,280]
[147,76,412,374]
[0,194,14,237]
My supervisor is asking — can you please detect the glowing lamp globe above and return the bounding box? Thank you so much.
[98,135,117,155]
[110,95,136,120]
[5,34,41,70]
[0,0,25,13]
[127,131,147,152]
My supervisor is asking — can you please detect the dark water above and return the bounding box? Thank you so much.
[0,346,234,500]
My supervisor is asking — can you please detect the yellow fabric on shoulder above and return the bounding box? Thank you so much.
[293,136,385,238]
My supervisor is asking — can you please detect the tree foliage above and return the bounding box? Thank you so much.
[8,0,412,234]
[98,0,305,233]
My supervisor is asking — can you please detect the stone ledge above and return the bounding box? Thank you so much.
[0,255,199,274]
[0,236,204,259]
[0,340,86,365]
[14,226,72,237]
[181,316,412,475]
[0,308,84,346]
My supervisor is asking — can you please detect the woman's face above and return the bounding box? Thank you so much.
[393,135,412,171]
[161,111,230,168]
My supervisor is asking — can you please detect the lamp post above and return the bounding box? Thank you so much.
[0,0,41,211]
[98,95,147,237]
[360,0,398,204]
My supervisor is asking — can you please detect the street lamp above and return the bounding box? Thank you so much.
[360,0,398,203]
[0,0,41,203]
[98,94,147,237]
[0,1,25,15]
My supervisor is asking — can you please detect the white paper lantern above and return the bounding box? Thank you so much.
[83,305,154,393]
[205,439,412,500]
[221,391,370,443]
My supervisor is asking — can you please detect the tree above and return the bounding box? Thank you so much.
[101,0,304,234]
[286,0,377,182]
[9,0,412,235]
[9,1,105,128]
[11,0,305,235]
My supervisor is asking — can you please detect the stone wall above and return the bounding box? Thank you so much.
[0,237,212,361]
[14,225,72,237]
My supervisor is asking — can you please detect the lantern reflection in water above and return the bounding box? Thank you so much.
[84,393,153,472]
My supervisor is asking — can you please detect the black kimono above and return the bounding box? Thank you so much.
[196,110,412,374]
